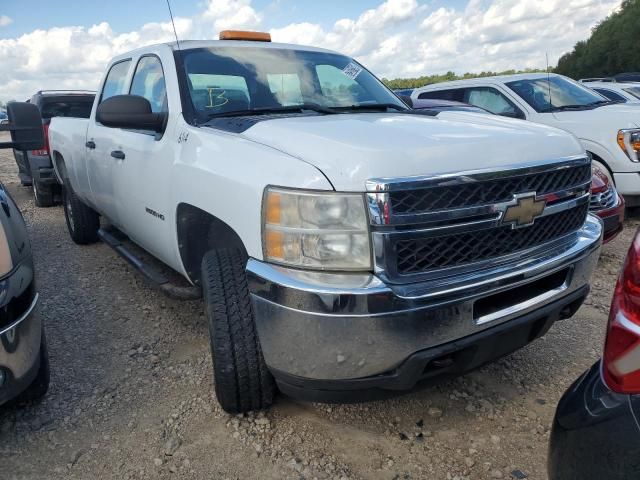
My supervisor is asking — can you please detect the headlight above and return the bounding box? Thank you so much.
[617,129,640,162]
[262,187,371,270]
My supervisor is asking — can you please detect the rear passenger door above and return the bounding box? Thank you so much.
[86,59,132,223]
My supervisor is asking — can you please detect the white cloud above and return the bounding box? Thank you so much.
[0,0,622,101]
[0,15,12,27]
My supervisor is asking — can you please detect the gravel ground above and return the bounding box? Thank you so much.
[0,137,634,480]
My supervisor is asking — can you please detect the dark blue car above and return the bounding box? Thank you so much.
[548,229,640,479]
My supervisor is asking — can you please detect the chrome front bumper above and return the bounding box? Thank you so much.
[248,215,602,382]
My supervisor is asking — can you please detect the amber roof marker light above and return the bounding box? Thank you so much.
[219,30,272,42]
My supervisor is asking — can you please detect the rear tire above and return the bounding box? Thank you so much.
[63,184,99,244]
[201,248,275,413]
[12,330,50,404]
[32,181,54,207]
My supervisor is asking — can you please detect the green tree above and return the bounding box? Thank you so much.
[383,68,546,90]
[556,0,640,78]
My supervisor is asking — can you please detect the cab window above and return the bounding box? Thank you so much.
[418,89,465,102]
[101,60,131,103]
[463,87,524,119]
[130,56,168,113]
[593,88,626,103]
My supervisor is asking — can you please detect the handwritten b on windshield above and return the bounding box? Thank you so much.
[207,88,229,108]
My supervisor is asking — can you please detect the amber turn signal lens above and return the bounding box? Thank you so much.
[219,30,272,42]
[264,230,284,260]
[265,191,281,225]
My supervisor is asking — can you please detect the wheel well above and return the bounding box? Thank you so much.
[587,151,612,175]
[176,203,247,284]
[52,151,68,184]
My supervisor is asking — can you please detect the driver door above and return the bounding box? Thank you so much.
[109,55,174,263]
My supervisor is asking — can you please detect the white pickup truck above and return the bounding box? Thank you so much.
[49,32,602,413]
[412,73,640,204]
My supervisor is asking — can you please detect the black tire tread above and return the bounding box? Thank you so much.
[202,248,275,413]
[33,181,54,207]
[63,184,99,244]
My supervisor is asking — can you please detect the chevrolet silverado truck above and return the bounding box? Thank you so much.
[412,73,640,205]
[48,31,602,413]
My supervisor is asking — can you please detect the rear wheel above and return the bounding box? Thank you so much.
[32,181,54,207]
[201,248,275,413]
[63,184,99,244]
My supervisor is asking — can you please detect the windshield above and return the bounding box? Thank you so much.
[506,76,608,112]
[179,46,406,121]
[624,86,640,100]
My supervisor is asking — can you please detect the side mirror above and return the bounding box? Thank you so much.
[96,95,166,133]
[398,95,413,108]
[3,102,44,151]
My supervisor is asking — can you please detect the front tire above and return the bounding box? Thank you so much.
[201,249,275,413]
[63,184,99,244]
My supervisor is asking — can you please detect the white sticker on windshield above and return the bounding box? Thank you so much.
[342,62,363,80]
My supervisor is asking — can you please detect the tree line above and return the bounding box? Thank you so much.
[555,0,640,79]
[382,69,546,90]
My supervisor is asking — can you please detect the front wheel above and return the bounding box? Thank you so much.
[63,184,99,244]
[201,249,276,413]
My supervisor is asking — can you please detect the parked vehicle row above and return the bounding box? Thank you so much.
[412,73,640,206]
[5,30,640,479]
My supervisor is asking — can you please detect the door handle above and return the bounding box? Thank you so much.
[110,150,125,160]
[85,140,96,149]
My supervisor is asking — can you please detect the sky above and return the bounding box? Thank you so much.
[0,0,621,101]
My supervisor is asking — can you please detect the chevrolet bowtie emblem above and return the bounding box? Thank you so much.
[502,193,546,228]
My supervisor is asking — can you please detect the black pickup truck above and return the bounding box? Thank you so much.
[13,90,94,207]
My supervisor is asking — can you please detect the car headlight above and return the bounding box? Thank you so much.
[262,187,371,270]
[617,129,640,162]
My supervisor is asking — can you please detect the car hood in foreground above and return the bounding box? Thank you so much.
[239,112,585,191]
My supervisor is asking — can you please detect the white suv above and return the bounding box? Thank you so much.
[413,73,640,204]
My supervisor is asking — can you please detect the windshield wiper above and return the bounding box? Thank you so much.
[589,99,620,106]
[205,103,338,119]
[549,104,594,112]
[334,103,408,112]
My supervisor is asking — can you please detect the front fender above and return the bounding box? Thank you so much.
[171,124,333,264]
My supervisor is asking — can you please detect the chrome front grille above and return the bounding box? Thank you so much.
[391,164,591,214]
[366,156,592,283]
[395,204,588,274]
[589,185,617,211]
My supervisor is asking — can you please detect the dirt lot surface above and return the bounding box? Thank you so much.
[0,138,633,480]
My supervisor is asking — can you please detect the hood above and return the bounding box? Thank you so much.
[551,103,640,138]
[238,113,584,191]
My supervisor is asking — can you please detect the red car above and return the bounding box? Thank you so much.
[591,165,624,243]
